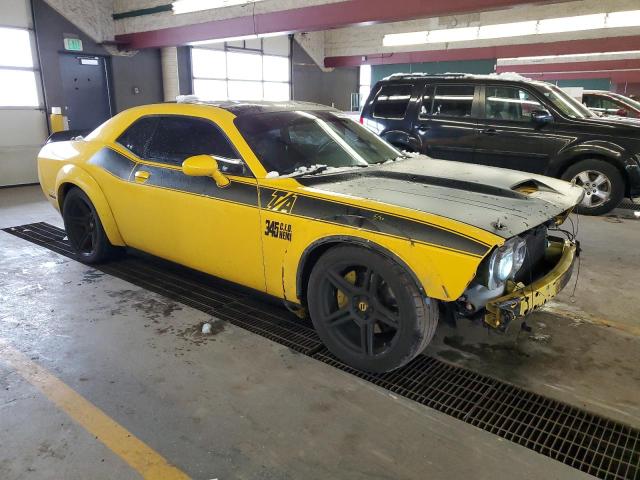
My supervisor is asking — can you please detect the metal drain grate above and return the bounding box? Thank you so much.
[312,349,640,480]
[4,222,639,480]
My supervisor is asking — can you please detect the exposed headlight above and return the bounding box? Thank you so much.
[487,237,527,289]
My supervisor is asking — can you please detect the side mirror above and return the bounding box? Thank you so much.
[531,109,553,125]
[615,108,628,117]
[182,155,230,188]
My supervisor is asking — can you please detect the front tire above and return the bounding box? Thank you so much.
[62,187,118,264]
[307,246,438,373]
[561,159,624,215]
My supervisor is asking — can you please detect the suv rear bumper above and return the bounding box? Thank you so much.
[484,239,577,329]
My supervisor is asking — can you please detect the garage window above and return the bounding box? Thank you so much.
[0,27,40,107]
[191,37,291,102]
[373,84,413,119]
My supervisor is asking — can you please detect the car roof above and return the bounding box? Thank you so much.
[174,96,339,116]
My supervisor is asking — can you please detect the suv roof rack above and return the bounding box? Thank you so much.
[381,72,535,83]
[383,72,471,80]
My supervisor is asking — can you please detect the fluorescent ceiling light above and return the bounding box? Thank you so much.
[383,31,428,47]
[427,26,478,43]
[537,13,605,34]
[382,9,640,47]
[606,10,640,28]
[173,0,265,15]
[478,21,537,39]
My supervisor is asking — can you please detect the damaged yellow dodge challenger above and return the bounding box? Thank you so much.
[38,100,583,372]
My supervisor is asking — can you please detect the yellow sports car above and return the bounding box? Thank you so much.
[37,100,583,372]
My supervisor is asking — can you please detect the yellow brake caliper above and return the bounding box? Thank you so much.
[336,270,357,308]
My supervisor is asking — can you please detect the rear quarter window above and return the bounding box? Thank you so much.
[372,84,414,119]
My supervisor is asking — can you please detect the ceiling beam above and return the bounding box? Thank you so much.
[324,35,640,68]
[115,0,559,49]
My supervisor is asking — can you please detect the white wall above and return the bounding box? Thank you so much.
[0,0,49,186]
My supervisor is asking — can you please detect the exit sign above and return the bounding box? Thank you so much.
[64,38,83,52]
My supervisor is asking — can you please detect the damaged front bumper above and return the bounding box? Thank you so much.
[484,239,577,330]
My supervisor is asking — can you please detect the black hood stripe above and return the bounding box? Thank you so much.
[260,188,489,257]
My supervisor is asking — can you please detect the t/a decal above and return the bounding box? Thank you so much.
[266,191,298,213]
[265,220,292,241]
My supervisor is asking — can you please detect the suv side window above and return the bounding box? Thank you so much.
[431,85,475,117]
[373,84,413,119]
[116,117,159,158]
[485,86,542,121]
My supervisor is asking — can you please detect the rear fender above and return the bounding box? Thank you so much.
[55,164,125,246]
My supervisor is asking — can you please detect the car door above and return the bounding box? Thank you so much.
[473,84,564,174]
[107,114,266,292]
[412,83,480,162]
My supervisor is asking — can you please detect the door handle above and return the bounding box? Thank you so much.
[134,170,151,183]
[482,128,498,135]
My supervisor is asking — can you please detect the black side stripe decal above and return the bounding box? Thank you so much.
[88,148,259,207]
[88,147,136,180]
[131,163,259,207]
[260,188,490,257]
[88,148,488,257]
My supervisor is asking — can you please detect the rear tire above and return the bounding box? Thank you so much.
[307,246,438,373]
[561,159,624,215]
[62,187,118,264]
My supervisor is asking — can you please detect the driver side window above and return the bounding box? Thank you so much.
[117,115,249,176]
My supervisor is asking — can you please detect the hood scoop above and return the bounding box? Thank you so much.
[511,179,560,195]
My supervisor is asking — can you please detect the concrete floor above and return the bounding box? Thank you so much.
[1,185,639,479]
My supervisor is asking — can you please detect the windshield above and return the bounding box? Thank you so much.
[235,110,403,176]
[537,84,595,119]
[609,92,640,111]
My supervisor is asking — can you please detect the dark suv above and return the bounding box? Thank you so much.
[361,73,640,215]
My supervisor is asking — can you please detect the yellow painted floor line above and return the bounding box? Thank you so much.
[0,339,190,480]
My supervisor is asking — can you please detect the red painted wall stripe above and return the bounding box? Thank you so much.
[324,35,640,68]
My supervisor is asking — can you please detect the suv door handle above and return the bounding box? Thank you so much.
[134,170,151,183]
[482,128,498,135]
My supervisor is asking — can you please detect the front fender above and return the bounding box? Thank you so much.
[55,164,125,246]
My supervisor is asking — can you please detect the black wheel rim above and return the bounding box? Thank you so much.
[65,199,98,255]
[318,264,401,358]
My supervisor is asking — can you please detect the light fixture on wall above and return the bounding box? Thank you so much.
[172,0,266,15]
[382,10,640,47]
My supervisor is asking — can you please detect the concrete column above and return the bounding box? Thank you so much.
[161,47,180,101]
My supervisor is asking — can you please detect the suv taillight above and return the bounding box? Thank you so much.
[359,115,364,125]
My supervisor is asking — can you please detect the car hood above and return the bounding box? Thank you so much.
[298,157,584,238]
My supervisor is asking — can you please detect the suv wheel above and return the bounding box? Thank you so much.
[561,159,624,215]
[307,246,438,373]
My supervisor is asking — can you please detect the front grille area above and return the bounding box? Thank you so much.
[4,222,639,480]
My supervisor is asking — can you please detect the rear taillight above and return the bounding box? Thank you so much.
[359,116,364,124]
